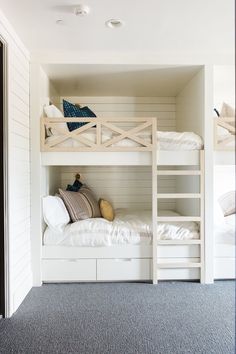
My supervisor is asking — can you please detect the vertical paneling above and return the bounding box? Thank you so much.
[61,96,176,131]
[0,11,32,315]
[60,166,176,211]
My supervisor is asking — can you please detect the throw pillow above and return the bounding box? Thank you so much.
[99,199,115,221]
[63,100,96,131]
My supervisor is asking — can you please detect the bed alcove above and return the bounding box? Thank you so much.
[30,63,214,285]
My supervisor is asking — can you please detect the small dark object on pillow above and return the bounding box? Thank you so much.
[214,108,220,117]
[66,174,83,192]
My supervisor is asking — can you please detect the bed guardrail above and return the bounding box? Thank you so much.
[41,117,157,152]
[214,117,235,150]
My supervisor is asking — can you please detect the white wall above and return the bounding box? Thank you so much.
[0,10,31,316]
[175,69,205,216]
[60,96,176,131]
[59,166,176,211]
[176,68,205,135]
[213,65,235,110]
[176,66,214,283]
[30,65,60,286]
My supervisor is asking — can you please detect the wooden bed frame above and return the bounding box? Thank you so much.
[40,116,205,284]
[41,117,155,152]
[214,116,235,150]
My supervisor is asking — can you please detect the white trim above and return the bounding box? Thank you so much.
[0,34,10,318]
[204,65,214,283]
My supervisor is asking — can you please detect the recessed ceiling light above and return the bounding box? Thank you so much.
[74,4,90,16]
[105,19,124,28]
[56,19,64,25]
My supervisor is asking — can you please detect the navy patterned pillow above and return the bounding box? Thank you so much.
[63,100,96,131]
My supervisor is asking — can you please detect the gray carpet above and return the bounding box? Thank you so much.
[0,281,235,354]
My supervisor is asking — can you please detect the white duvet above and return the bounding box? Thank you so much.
[45,130,203,150]
[43,209,199,247]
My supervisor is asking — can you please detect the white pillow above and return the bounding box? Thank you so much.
[43,196,70,232]
[218,191,236,217]
[44,105,68,136]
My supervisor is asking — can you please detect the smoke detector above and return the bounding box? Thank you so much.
[106,19,124,28]
[74,4,90,16]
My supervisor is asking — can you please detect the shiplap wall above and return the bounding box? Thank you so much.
[0,10,31,315]
[58,96,176,210]
[30,65,61,287]
[60,96,176,131]
[60,166,176,210]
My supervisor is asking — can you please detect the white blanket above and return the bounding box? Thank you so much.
[43,209,199,247]
[45,130,203,150]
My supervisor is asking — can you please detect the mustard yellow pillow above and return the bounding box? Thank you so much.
[99,199,115,221]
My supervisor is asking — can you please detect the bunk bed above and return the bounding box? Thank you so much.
[214,110,235,279]
[40,116,205,284]
[214,166,235,279]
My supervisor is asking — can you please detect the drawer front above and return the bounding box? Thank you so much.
[97,258,151,281]
[42,259,96,282]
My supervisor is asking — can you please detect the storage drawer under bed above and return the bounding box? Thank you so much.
[42,259,96,282]
[97,258,151,281]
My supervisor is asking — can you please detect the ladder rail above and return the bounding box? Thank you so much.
[155,150,205,284]
[152,118,158,284]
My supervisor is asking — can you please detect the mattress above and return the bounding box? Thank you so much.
[43,209,200,247]
[45,130,203,150]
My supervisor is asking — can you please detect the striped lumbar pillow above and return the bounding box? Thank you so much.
[79,186,101,218]
[59,189,92,221]
[59,187,100,222]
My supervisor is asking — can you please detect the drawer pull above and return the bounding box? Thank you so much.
[114,258,132,262]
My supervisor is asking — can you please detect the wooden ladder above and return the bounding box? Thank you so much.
[152,151,205,284]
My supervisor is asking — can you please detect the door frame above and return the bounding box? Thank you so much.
[0,35,10,318]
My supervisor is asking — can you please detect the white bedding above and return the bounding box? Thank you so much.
[43,209,199,247]
[45,130,203,150]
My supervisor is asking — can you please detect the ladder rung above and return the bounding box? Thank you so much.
[157,216,201,222]
[157,193,201,199]
[157,170,201,176]
[157,262,202,269]
[157,240,201,245]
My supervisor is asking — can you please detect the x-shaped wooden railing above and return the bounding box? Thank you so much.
[41,117,157,152]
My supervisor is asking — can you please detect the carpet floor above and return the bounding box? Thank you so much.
[0,281,235,354]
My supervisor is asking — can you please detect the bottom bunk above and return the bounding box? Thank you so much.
[42,209,201,282]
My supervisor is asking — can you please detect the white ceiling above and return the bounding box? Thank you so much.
[42,64,201,96]
[0,0,234,61]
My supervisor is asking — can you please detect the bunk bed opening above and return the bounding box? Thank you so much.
[37,64,206,284]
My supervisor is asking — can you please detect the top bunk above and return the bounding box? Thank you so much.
[40,116,203,166]
[39,64,206,166]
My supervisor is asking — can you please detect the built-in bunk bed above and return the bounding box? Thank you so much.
[214,103,235,279]
[40,100,205,284]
